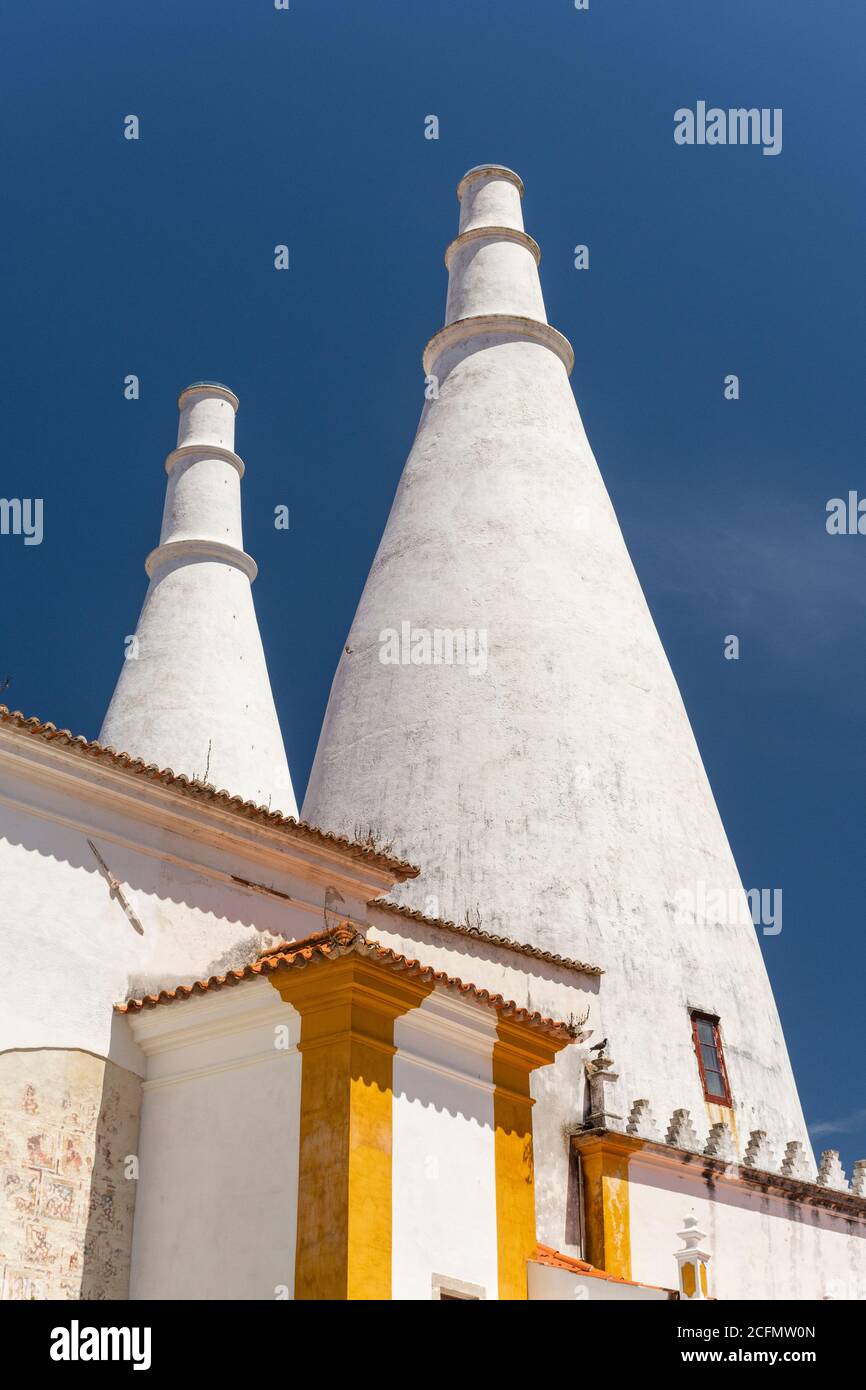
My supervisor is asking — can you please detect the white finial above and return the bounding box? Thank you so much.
[674,1212,711,1300]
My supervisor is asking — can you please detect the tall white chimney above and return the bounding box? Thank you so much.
[302,167,811,1241]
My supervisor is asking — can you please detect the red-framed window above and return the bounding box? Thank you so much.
[690,1012,732,1106]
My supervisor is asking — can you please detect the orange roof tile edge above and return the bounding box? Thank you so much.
[0,705,418,880]
[116,924,578,1042]
[534,1244,676,1293]
[369,898,603,977]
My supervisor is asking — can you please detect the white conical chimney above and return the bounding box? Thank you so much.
[100,383,297,816]
[303,167,810,1206]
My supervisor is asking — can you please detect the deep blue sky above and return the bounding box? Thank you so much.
[1,2,863,1166]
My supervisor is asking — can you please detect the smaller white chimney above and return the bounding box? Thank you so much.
[100,383,297,815]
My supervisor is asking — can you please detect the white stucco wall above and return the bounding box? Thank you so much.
[628,1157,866,1301]
[392,991,499,1299]
[0,721,366,1303]
[128,981,301,1300]
[0,732,386,1064]
[0,721,390,1303]
[368,907,598,1257]
[127,976,516,1301]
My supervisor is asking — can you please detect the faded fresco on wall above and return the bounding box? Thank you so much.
[0,1049,141,1299]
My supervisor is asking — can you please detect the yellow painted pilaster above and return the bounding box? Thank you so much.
[576,1134,632,1280]
[493,1022,572,1300]
[269,956,433,1300]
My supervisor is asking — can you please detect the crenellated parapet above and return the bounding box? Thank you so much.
[626,1099,659,1142]
[575,1096,865,1200]
[572,1103,866,1295]
[781,1140,811,1181]
[665,1109,702,1152]
[704,1120,737,1162]
[743,1130,777,1172]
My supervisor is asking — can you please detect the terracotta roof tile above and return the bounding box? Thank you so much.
[116,924,578,1042]
[370,899,603,977]
[534,1244,675,1293]
[0,705,417,879]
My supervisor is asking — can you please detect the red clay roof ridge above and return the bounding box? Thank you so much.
[369,897,603,977]
[117,922,577,1041]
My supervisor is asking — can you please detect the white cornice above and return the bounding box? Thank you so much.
[141,1045,295,1091]
[0,727,399,902]
[393,1044,495,1097]
[395,988,497,1093]
[126,976,293,1055]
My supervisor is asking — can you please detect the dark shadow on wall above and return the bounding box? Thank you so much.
[78,1052,142,1301]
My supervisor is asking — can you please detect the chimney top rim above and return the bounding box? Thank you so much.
[457,165,525,201]
[177,382,240,412]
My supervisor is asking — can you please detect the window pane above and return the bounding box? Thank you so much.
[692,1014,730,1102]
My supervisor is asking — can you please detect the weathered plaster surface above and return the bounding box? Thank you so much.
[0,730,384,1060]
[0,1049,140,1300]
[628,1155,866,1300]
